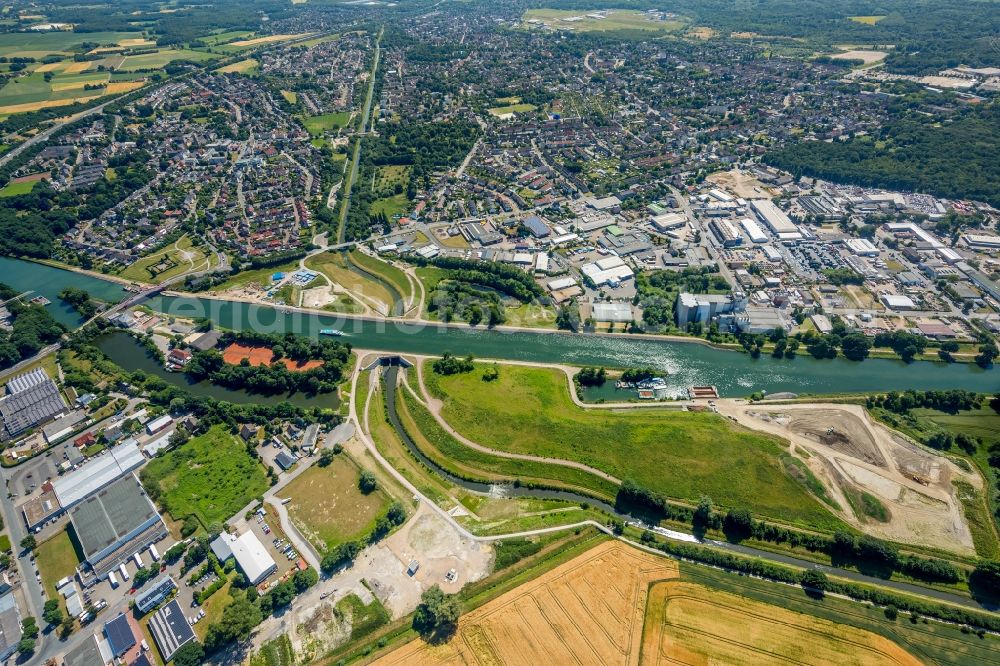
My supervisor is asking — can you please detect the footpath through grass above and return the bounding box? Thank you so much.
[425,362,845,532]
[141,425,269,529]
[397,380,618,500]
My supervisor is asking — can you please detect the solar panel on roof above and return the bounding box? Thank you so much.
[104,614,136,657]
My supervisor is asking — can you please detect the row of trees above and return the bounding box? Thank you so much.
[867,389,983,415]
[643,529,1000,633]
[619,482,963,586]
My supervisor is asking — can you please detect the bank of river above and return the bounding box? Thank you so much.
[0,257,128,328]
[2,258,995,397]
[95,331,339,409]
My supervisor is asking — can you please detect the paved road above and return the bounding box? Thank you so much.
[0,101,114,168]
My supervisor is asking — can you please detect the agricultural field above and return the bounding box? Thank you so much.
[521,9,686,34]
[219,33,313,52]
[643,578,920,665]
[216,58,259,75]
[282,455,391,552]
[117,234,214,283]
[424,362,844,531]
[300,111,351,136]
[371,541,676,665]
[0,31,144,58]
[199,30,256,47]
[0,30,180,114]
[849,15,887,25]
[673,562,1000,666]
[140,425,270,529]
[0,71,108,113]
[119,48,218,72]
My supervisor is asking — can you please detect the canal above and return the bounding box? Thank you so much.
[95,331,340,409]
[147,293,998,397]
[2,258,995,397]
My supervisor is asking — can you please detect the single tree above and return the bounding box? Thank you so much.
[413,585,461,641]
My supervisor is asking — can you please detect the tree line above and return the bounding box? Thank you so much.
[183,330,352,396]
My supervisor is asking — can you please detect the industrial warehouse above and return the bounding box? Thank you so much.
[70,473,166,579]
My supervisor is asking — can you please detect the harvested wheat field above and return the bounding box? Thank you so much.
[0,96,100,115]
[641,580,921,666]
[371,541,677,666]
[63,61,94,73]
[229,33,311,47]
[105,81,146,95]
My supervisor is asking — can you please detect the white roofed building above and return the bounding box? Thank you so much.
[211,531,277,584]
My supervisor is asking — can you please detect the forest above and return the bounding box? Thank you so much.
[765,105,1000,208]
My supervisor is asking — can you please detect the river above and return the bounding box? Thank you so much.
[3,258,996,397]
[0,257,128,328]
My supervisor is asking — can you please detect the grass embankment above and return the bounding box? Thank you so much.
[118,234,213,283]
[140,425,270,529]
[348,251,412,308]
[396,377,618,500]
[424,362,847,532]
[282,454,390,553]
[365,370,607,534]
[305,251,392,312]
[670,562,1000,665]
[871,402,1000,559]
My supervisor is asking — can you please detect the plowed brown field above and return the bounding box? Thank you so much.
[641,580,922,666]
[370,541,677,665]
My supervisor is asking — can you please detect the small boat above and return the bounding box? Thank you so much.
[319,329,344,337]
